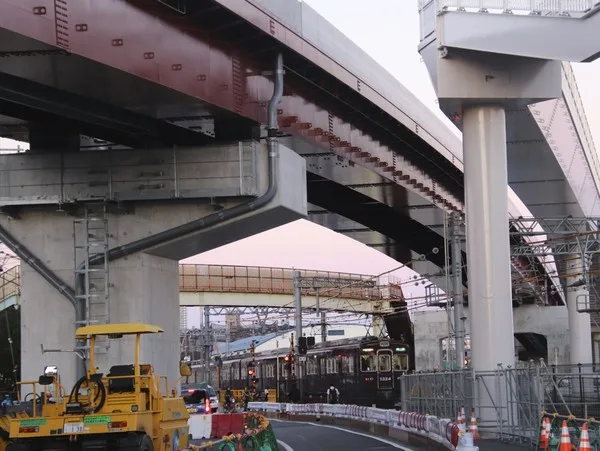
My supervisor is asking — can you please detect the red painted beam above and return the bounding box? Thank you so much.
[0,0,463,211]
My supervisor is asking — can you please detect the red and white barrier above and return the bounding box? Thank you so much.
[188,413,246,440]
[247,401,461,449]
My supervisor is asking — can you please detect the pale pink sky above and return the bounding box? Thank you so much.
[182,219,419,291]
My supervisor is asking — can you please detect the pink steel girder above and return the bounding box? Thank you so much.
[0,0,462,212]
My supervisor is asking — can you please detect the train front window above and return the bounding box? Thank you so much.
[378,353,391,372]
[360,350,377,372]
[393,354,409,371]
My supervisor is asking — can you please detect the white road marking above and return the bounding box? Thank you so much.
[270,418,418,450]
[277,439,295,451]
[309,423,417,450]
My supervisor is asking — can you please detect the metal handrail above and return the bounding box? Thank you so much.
[179,263,402,300]
[0,263,403,302]
[424,0,599,14]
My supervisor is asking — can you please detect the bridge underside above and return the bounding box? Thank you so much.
[0,0,581,382]
[0,25,564,310]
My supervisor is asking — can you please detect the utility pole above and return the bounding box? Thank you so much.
[293,270,303,401]
[450,211,466,369]
[203,306,211,382]
[293,271,303,354]
[316,287,327,343]
[249,339,257,396]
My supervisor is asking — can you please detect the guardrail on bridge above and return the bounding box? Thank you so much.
[1,263,403,303]
[247,402,460,450]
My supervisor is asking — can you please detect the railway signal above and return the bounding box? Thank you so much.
[249,340,257,393]
[299,336,308,355]
[283,353,294,372]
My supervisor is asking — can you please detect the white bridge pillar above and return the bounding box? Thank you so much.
[463,105,515,426]
[463,105,515,370]
[565,254,593,366]
[418,8,563,428]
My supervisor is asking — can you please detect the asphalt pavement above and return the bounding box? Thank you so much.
[271,419,420,451]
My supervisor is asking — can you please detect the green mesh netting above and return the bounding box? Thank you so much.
[256,424,279,451]
[214,417,279,451]
[239,426,279,451]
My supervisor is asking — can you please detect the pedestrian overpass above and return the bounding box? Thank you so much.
[0,263,402,315]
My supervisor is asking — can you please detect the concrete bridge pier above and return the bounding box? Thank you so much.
[462,104,514,364]
[419,35,563,426]
[462,102,516,427]
[8,213,180,392]
[565,254,593,366]
[0,140,307,389]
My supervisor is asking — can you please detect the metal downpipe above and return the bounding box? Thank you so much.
[0,224,87,379]
[73,53,285,379]
[0,226,76,304]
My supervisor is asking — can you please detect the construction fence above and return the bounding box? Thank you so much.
[401,362,600,446]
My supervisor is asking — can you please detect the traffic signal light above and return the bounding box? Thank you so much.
[283,354,292,370]
[247,362,255,377]
[298,337,308,355]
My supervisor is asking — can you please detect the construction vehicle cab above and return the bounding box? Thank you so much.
[0,323,191,451]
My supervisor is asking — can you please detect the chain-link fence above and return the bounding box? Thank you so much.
[401,362,600,445]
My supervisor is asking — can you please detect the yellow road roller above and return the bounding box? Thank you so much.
[0,323,191,451]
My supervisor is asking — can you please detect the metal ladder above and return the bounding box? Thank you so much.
[74,203,110,352]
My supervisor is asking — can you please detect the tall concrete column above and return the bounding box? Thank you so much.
[565,255,593,366]
[463,105,515,427]
[10,209,181,390]
[463,105,515,371]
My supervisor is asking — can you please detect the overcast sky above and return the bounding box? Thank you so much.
[1,1,599,326]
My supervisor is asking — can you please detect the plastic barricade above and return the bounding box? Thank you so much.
[189,414,213,440]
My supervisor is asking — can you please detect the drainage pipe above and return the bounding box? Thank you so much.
[72,53,285,379]
[0,226,76,304]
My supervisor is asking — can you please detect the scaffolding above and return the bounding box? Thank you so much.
[509,216,600,324]
[402,362,600,446]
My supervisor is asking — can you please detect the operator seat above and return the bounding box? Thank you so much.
[107,365,135,393]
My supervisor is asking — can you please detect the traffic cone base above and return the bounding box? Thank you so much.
[579,423,591,451]
[469,408,480,440]
[558,420,571,451]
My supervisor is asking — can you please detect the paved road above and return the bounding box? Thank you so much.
[271,419,419,451]
[271,420,525,451]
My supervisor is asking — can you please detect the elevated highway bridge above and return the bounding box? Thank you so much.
[0,0,592,299]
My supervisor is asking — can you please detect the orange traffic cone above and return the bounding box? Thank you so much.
[579,423,591,451]
[559,420,571,451]
[539,417,549,450]
[204,397,211,414]
[469,408,480,440]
